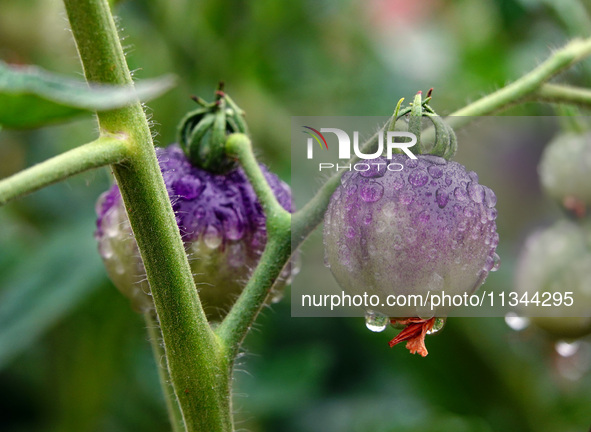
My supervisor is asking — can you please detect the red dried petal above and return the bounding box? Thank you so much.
[389,317,435,357]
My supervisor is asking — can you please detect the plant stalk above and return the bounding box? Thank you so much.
[0,137,127,206]
[63,0,232,430]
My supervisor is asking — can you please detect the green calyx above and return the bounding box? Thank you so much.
[389,89,457,159]
[177,84,248,173]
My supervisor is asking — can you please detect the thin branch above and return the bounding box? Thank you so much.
[217,133,292,357]
[0,137,127,206]
[532,83,591,108]
[447,37,591,128]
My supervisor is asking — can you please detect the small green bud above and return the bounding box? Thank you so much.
[177,84,248,173]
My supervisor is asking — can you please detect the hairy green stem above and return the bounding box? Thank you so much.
[217,133,292,356]
[225,133,291,224]
[145,312,185,432]
[63,1,231,431]
[0,137,127,206]
[532,83,591,108]
[448,37,591,128]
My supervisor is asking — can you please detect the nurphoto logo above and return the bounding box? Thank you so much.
[302,126,418,172]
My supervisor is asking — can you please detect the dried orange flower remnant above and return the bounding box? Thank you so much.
[389,317,436,357]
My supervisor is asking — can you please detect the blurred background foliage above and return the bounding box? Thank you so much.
[1,0,591,431]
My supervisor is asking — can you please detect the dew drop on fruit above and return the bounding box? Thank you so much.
[360,182,384,202]
[486,208,498,221]
[427,317,446,335]
[399,190,414,205]
[454,187,468,201]
[405,159,419,168]
[468,182,485,203]
[203,225,222,249]
[504,312,529,331]
[417,302,435,320]
[435,188,449,208]
[483,186,497,208]
[428,165,444,179]
[417,210,430,223]
[365,310,389,332]
[555,340,581,357]
[491,253,501,271]
[392,178,404,190]
[346,226,356,238]
[99,240,114,260]
[408,170,429,187]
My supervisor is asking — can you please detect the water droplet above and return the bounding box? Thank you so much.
[490,252,500,271]
[427,317,446,335]
[360,182,384,202]
[203,225,222,249]
[486,208,498,221]
[428,165,444,179]
[417,210,431,223]
[346,226,356,238]
[405,159,419,168]
[376,220,387,233]
[454,187,468,201]
[399,190,414,205]
[504,313,529,331]
[364,214,372,225]
[435,188,449,208]
[556,340,581,357]
[360,160,386,178]
[408,170,429,187]
[392,178,404,190]
[457,220,468,231]
[483,186,497,208]
[365,310,389,332]
[468,171,479,183]
[445,177,453,186]
[417,303,435,320]
[467,182,485,203]
[490,232,499,247]
[346,184,358,196]
[382,202,396,217]
[99,240,114,260]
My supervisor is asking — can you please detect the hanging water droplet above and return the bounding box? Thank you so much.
[360,182,384,202]
[427,317,446,335]
[365,310,389,332]
[555,340,581,357]
[467,182,485,203]
[491,253,500,272]
[203,225,222,249]
[504,312,529,331]
[428,165,443,179]
[417,302,436,320]
[454,187,468,201]
[408,170,429,187]
[99,240,114,260]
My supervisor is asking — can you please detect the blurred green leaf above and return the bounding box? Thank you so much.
[0,60,175,128]
[0,219,105,369]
